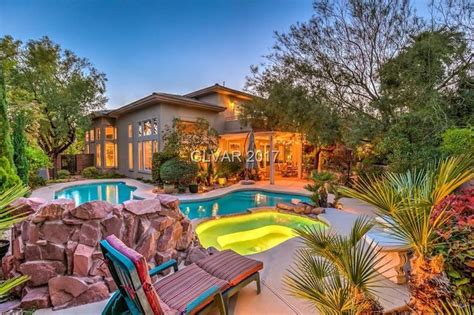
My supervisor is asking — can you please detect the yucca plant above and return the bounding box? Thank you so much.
[285,217,385,314]
[0,183,30,297]
[339,155,474,312]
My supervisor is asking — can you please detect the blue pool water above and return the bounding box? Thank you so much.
[181,190,311,220]
[54,182,137,205]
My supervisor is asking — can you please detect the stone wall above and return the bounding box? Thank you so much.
[2,195,195,311]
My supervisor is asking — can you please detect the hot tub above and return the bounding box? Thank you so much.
[196,211,326,255]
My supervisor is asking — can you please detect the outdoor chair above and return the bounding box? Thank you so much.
[100,235,263,315]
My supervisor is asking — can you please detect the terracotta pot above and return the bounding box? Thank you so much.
[163,184,175,194]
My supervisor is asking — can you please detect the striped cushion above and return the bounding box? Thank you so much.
[154,263,228,313]
[195,250,263,285]
[105,235,166,315]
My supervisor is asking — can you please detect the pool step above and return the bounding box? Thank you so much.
[216,225,295,248]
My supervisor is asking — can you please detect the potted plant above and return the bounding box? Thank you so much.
[162,181,175,194]
[189,181,199,193]
[160,158,198,194]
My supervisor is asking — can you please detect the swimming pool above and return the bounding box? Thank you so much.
[54,182,137,205]
[196,211,325,255]
[181,190,311,219]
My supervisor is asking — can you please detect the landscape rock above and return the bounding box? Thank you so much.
[185,246,208,265]
[0,300,21,313]
[157,223,183,251]
[65,241,78,274]
[40,242,65,261]
[32,199,75,223]
[20,286,51,310]
[71,201,114,220]
[49,276,89,306]
[54,282,110,310]
[19,261,66,286]
[39,221,74,244]
[136,228,161,261]
[2,255,17,277]
[156,194,180,210]
[123,199,161,215]
[25,244,42,260]
[79,221,101,247]
[10,197,46,218]
[73,244,94,276]
[101,214,122,238]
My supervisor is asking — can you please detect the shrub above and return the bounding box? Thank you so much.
[160,158,198,186]
[430,189,474,301]
[82,166,101,178]
[57,169,71,179]
[440,128,474,157]
[0,157,21,193]
[152,151,178,184]
[12,113,29,185]
[216,160,244,179]
[28,174,46,189]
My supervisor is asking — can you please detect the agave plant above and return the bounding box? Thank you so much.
[0,183,30,297]
[285,217,385,314]
[339,155,474,312]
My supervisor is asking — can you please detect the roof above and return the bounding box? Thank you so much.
[184,84,254,100]
[101,92,226,117]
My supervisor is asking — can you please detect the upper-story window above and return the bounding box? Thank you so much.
[90,129,95,142]
[105,126,116,140]
[85,131,89,142]
[137,117,159,172]
[226,97,243,121]
[128,124,133,138]
[96,128,101,141]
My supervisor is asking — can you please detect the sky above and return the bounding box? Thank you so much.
[0,0,430,109]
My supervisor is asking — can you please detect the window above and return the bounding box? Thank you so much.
[143,121,152,136]
[96,128,101,141]
[85,144,89,154]
[95,143,101,167]
[143,141,153,170]
[152,140,158,153]
[128,143,133,170]
[138,123,143,136]
[85,131,89,142]
[128,124,133,138]
[105,142,116,168]
[138,141,143,170]
[153,119,158,134]
[105,126,115,140]
[90,129,95,142]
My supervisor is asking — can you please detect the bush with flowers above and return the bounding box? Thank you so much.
[430,188,473,301]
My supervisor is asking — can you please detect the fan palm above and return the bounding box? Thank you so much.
[285,217,385,314]
[0,183,30,297]
[339,155,474,312]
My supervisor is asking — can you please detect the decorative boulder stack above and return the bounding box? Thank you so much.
[276,202,324,217]
[1,195,195,311]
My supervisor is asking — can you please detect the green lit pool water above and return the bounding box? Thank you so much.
[196,211,325,255]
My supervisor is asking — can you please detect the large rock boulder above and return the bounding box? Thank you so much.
[32,199,75,223]
[123,199,162,215]
[70,201,114,220]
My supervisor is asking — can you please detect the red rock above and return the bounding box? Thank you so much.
[89,259,110,277]
[185,246,209,265]
[101,215,122,238]
[157,222,183,252]
[79,221,100,247]
[70,201,114,220]
[53,281,110,310]
[123,199,161,215]
[27,223,39,243]
[32,199,75,223]
[176,220,194,250]
[25,244,42,260]
[20,286,51,310]
[0,300,21,312]
[150,216,174,231]
[40,242,65,261]
[104,277,117,292]
[122,212,138,246]
[10,197,46,218]
[62,210,85,225]
[2,255,16,277]
[135,228,161,261]
[12,234,25,260]
[155,249,175,265]
[157,194,180,210]
[39,221,74,244]
[73,244,94,276]
[65,241,78,274]
[19,261,66,286]
[48,276,89,306]
[137,217,151,237]
[112,204,123,217]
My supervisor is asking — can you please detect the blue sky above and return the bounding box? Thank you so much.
[0,0,430,109]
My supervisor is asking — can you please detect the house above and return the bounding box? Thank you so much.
[85,84,304,183]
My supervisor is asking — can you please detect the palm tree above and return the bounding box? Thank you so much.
[285,217,385,314]
[305,171,341,208]
[339,155,474,312]
[0,184,30,298]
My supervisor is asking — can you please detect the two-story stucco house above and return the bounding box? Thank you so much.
[85,84,304,183]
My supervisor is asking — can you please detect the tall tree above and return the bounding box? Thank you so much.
[12,112,29,185]
[0,36,107,165]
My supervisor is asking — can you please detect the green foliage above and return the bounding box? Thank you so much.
[304,171,340,208]
[81,166,101,178]
[0,65,15,168]
[216,160,244,179]
[57,169,70,179]
[285,217,384,313]
[0,275,29,297]
[430,189,474,301]
[160,158,198,186]
[440,128,474,157]
[12,113,29,185]
[0,157,21,192]
[28,174,46,189]
[152,151,178,184]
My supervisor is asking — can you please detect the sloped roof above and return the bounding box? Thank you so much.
[184,83,254,100]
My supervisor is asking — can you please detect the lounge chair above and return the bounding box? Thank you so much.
[100,235,263,314]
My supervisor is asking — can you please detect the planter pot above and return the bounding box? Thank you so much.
[0,240,10,260]
[189,184,199,194]
[178,185,186,193]
[217,177,227,186]
[163,184,175,194]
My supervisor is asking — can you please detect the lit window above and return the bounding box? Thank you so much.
[138,141,143,170]
[90,129,95,142]
[105,126,115,140]
[138,123,143,136]
[152,140,158,153]
[95,143,101,167]
[85,145,89,154]
[128,124,133,138]
[143,141,153,170]
[153,119,158,134]
[105,142,116,168]
[128,143,133,170]
[144,120,152,136]
[96,128,101,141]
[85,131,89,142]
